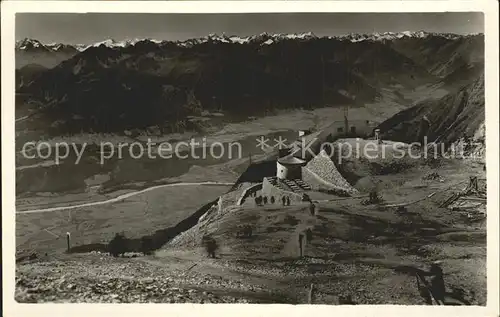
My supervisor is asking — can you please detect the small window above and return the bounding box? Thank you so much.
[337,127,343,133]
[350,126,356,133]
[366,120,369,125]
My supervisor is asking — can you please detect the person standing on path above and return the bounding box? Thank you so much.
[298,233,305,257]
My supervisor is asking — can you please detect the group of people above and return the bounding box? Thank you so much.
[281,196,291,206]
[253,195,291,206]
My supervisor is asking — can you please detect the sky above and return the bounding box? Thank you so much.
[16,12,484,44]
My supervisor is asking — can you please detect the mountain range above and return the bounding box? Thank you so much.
[16,31,484,142]
[15,31,478,68]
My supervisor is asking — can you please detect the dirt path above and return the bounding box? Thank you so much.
[15,115,30,122]
[16,182,233,214]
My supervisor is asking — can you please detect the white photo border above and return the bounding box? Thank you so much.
[2,1,498,317]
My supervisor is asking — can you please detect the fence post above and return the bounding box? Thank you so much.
[66,232,71,252]
[307,283,314,304]
[298,233,304,257]
[470,176,478,192]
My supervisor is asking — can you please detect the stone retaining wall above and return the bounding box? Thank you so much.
[304,150,358,195]
[237,183,263,205]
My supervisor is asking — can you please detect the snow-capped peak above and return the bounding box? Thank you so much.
[283,32,317,40]
[45,43,76,52]
[16,38,45,50]
[15,31,472,54]
[338,31,433,42]
[90,39,120,48]
[82,38,151,50]
[228,35,250,44]
[50,44,63,51]
[175,31,319,46]
[74,44,88,52]
[336,30,463,42]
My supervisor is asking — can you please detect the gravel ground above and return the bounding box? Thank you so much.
[15,254,260,303]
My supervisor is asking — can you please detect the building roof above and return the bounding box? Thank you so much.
[301,130,325,145]
[277,155,306,165]
[293,129,330,151]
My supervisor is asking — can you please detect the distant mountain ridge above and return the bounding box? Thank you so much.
[16,31,484,136]
[16,31,479,54]
[16,31,482,70]
[16,38,81,69]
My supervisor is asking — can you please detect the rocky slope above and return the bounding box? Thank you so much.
[390,33,484,83]
[15,63,48,90]
[377,72,485,148]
